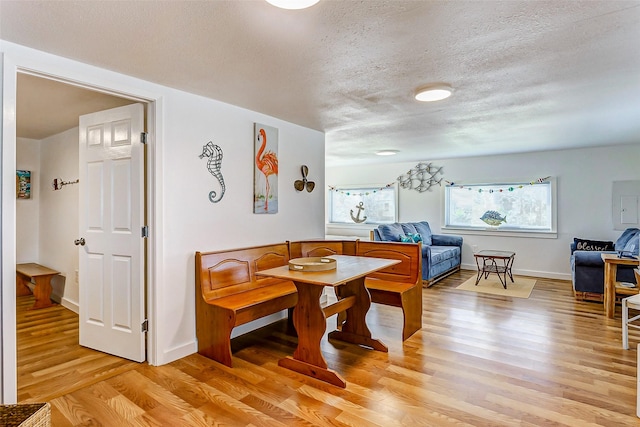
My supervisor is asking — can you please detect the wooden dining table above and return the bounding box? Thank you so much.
[256,254,400,388]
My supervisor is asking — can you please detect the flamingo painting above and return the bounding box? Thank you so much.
[254,124,279,213]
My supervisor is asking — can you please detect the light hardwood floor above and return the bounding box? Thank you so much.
[16,270,640,426]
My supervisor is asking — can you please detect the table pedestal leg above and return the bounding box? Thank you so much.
[328,277,388,353]
[279,281,346,388]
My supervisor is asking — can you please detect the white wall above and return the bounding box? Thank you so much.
[1,39,326,400]
[326,144,640,279]
[38,127,79,308]
[159,90,325,358]
[16,138,39,262]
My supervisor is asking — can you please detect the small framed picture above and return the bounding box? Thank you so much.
[16,170,31,199]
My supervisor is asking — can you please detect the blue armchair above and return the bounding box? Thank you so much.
[570,228,640,301]
[371,221,462,286]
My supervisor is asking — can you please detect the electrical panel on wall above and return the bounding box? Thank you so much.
[612,180,640,230]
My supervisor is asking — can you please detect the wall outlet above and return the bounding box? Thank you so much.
[472,245,479,253]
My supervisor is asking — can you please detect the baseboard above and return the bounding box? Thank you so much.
[460,264,571,281]
[61,297,79,314]
[157,341,197,366]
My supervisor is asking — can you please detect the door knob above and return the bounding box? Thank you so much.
[74,238,86,246]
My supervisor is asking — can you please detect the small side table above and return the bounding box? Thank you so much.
[474,250,516,289]
[602,253,639,319]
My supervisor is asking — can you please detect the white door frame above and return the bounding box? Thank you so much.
[1,56,161,403]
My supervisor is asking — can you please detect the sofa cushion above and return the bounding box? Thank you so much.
[573,238,614,251]
[410,222,433,246]
[400,223,417,235]
[615,228,640,251]
[623,234,639,255]
[378,223,405,242]
[429,246,460,264]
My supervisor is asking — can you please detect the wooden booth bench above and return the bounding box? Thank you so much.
[196,239,423,367]
[195,243,298,367]
[355,240,422,341]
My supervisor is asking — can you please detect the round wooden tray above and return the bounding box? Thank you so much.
[288,257,337,271]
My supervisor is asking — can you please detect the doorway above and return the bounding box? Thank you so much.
[14,72,149,399]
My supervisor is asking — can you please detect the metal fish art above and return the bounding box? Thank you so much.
[480,210,507,226]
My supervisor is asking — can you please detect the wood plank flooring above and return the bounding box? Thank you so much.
[16,270,640,426]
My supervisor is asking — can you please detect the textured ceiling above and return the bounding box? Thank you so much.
[2,0,639,167]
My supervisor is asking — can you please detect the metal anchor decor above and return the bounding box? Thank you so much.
[199,140,226,203]
[294,165,315,193]
[397,162,443,193]
[350,201,367,223]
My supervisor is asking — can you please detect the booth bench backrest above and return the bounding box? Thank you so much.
[289,240,356,259]
[196,242,291,301]
[356,240,421,285]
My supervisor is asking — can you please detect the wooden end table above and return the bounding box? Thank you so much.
[474,250,516,289]
[602,253,639,319]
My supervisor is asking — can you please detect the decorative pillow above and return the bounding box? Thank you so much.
[408,233,422,243]
[400,235,413,243]
[574,238,615,251]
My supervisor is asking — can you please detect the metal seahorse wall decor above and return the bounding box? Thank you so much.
[199,141,226,203]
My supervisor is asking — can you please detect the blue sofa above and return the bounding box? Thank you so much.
[570,228,640,301]
[371,221,463,286]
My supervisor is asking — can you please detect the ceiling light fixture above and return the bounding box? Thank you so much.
[414,83,453,102]
[376,150,399,156]
[265,0,320,9]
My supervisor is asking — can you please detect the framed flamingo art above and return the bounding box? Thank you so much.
[254,123,279,214]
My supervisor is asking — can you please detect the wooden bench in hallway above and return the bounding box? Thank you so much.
[16,262,60,310]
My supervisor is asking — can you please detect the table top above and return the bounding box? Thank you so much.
[601,253,639,265]
[474,250,515,259]
[16,263,60,277]
[256,255,400,287]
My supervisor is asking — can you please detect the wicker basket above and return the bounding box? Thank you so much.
[0,403,51,427]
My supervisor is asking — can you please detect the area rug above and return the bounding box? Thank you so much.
[456,275,537,299]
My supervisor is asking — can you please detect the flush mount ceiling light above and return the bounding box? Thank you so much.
[265,0,320,9]
[415,83,453,102]
[376,150,399,156]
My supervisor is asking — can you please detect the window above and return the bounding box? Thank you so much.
[443,178,556,235]
[328,184,397,224]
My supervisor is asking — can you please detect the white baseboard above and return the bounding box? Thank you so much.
[460,264,571,281]
[61,297,79,314]
[157,341,197,366]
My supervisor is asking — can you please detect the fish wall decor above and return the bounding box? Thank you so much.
[397,162,443,193]
[480,210,507,226]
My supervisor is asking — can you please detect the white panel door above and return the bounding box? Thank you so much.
[78,104,145,362]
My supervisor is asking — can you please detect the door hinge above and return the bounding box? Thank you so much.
[141,226,149,238]
[141,319,148,333]
[140,132,148,144]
